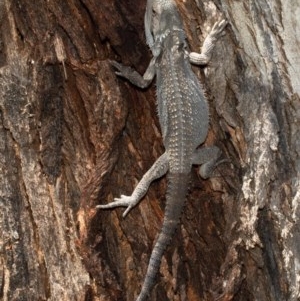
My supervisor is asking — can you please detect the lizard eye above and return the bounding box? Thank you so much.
[152,7,158,17]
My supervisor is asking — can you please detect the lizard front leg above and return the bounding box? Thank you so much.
[111,56,156,89]
[189,19,227,65]
[97,153,169,217]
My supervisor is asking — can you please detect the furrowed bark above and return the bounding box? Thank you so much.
[1,1,300,301]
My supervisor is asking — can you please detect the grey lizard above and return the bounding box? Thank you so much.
[97,0,227,300]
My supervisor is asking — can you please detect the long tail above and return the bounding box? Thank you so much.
[136,172,189,301]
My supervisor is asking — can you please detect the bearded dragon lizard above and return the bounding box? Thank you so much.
[97,0,227,300]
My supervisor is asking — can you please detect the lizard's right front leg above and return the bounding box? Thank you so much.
[97,153,169,217]
[111,56,156,89]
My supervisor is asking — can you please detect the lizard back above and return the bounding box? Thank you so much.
[156,28,210,173]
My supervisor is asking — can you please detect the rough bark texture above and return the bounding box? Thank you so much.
[0,0,300,301]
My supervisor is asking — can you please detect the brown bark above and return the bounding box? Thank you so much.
[1,0,300,301]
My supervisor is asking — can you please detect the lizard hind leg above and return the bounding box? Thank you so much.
[192,146,223,179]
[96,153,169,217]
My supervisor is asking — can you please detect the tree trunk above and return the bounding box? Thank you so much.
[1,0,299,300]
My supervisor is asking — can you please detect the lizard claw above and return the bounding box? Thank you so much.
[210,19,228,39]
[96,194,137,218]
[110,60,122,69]
[199,158,229,179]
[110,60,124,76]
[110,59,152,88]
[110,60,134,78]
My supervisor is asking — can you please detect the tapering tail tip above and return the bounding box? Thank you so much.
[135,172,190,301]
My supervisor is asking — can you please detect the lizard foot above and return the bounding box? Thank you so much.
[110,60,151,89]
[199,158,229,179]
[110,60,134,78]
[210,19,228,39]
[96,195,138,218]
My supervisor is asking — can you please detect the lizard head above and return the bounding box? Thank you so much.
[145,0,184,50]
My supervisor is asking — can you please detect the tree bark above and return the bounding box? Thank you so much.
[1,0,300,300]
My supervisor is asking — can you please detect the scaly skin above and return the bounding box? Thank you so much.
[97,0,227,300]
